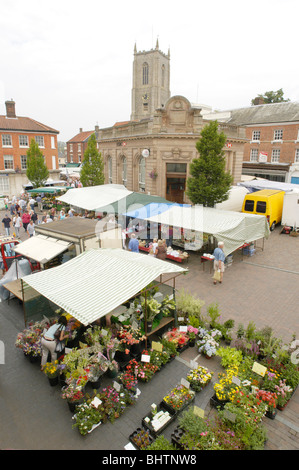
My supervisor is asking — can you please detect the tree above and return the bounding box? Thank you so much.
[80,133,105,187]
[26,139,49,188]
[251,88,290,105]
[186,121,233,207]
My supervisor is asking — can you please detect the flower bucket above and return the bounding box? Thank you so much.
[48,376,59,386]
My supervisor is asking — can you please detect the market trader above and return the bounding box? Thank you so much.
[128,233,139,253]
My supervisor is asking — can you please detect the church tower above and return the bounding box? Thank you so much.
[131,39,170,121]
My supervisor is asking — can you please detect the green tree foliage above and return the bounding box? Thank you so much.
[251,88,290,105]
[80,133,105,187]
[26,139,49,188]
[186,121,233,207]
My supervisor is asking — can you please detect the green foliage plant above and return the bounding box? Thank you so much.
[176,289,204,321]
[80,133,105,187]
[26,139,49,188]
[186,120,233,207]
[145,435,177,451]
[216,346,243,368]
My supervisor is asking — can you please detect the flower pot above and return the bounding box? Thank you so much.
[67,400,81,413]
[266,408,277,420]
[107,368,118,378]
[130,343,141,356]
[48,376,59,386]
[146,322,153,333]
[89,377,102,389]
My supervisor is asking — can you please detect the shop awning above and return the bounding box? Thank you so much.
[56,184,132,211]
[144,205,270,255]
[27,186,72,194]
[21,248,187,325]
[13,235,72,263]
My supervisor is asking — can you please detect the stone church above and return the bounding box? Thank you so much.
[97,41,246,203]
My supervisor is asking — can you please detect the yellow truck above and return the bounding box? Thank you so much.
[242,189,285,231]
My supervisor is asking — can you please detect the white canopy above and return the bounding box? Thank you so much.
[145,205,270,255]
[238,180,299,193]
[56,184,132,211]
[22,248,187,326]
[13,235,72,263]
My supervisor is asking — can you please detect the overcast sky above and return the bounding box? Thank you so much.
[1,0,298,143]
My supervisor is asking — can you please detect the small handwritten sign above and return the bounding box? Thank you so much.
[141,354,150,363]
[152,341,163,352]
[180,378,190,389]
[193,406,204,418]
[252,361,267,377]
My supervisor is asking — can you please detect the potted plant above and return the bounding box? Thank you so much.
[61,384,85,412]
[187,325,198,346]
[141,298,161,332]
[130,428,154,450]
[197,329,219,358]
[162,384,195,413]
[186,365,213,392]
[43,361,61,386]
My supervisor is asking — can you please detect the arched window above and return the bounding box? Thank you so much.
[108,156,112,184]
[142,62,149,85]
[139,156,146,192]
[122,157,127,187]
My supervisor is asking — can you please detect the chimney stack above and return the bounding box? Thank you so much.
[5,99,16,118]
[79,128,83,133]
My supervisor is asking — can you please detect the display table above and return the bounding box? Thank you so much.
[145,316,174,338]
[201,256,214,273]
[139,245,188,263]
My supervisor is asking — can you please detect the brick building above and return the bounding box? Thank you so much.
[0,100,60,196]
[66,128,96,164]
[203,101,299,184]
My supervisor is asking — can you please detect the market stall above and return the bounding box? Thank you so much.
[56,184,132,212]
[144,204,270,256]
[20,248,187,328]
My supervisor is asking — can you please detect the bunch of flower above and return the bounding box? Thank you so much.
[43,361,60,378]
[61,383,84,403]
[197,329,219,357]
[132,428,152,449]
[256,389,278,411]
[231,389,268,424]
[186,365,213,391]
[119,369,138,391]
[187,325,199,341]
[214,365,240,402]
[72,401,104,435]
[274,379,293,408]
[15,322,47,357]
[163,328,189,349]
[163,384,195,411]
[149,347,170,367]
[126,356,158,382]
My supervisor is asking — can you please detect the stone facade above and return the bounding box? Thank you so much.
[98,94,246,203]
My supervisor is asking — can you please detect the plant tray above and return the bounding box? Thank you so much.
[162,389,195,415]
[129,427,154,450]
[210,394,228,410]
[142,401,176,437]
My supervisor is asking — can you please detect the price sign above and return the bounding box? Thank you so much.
[141,354,150,362]
[252,362,267,377]
[152,341,163,352]
[193,406,204,418]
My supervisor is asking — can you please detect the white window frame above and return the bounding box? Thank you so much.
[271,148,280,163]
[250,149,259,162]
[273,129,283,142]
[78,143,81,152]
[2,134,12,147]
[35,135,45,148]
[19,135,29,147]
[4,155,14,170]
[251,130,260,142]
[51,136,56,149]
[0,176,10,193]
[138,156,146,191]
[20,155,27,170]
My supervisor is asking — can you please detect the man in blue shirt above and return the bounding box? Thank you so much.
[213,241,225,284]
[128,233,139,253]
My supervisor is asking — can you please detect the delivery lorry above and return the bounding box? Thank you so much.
[281,189,299,229]
[242,189,285,231]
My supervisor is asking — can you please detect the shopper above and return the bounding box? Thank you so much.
[2,214,12,236]
[213,241,225,285]
[13,214,22,238]
[22,211,31,232]
[155,239,167,260]
[27,220,35,237]
[40,316,69,370]
[128,233,139,253]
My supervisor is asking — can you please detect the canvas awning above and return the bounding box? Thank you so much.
[27,186,72,194]
[144,205,270,255]
[56,184,132,211]
[21,248,187,325]
[13,235,72,264]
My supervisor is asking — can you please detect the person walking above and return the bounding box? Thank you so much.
[2,214,12,236]
[13,214,22,238]
[213,241,225,285]
[27,220,35,237]
[22,210,31,233]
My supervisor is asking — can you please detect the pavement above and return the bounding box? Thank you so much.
[0,211,298,450]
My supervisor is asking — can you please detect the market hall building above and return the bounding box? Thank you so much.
[94,42,246,204]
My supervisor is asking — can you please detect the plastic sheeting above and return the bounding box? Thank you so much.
[0,259,32,300]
